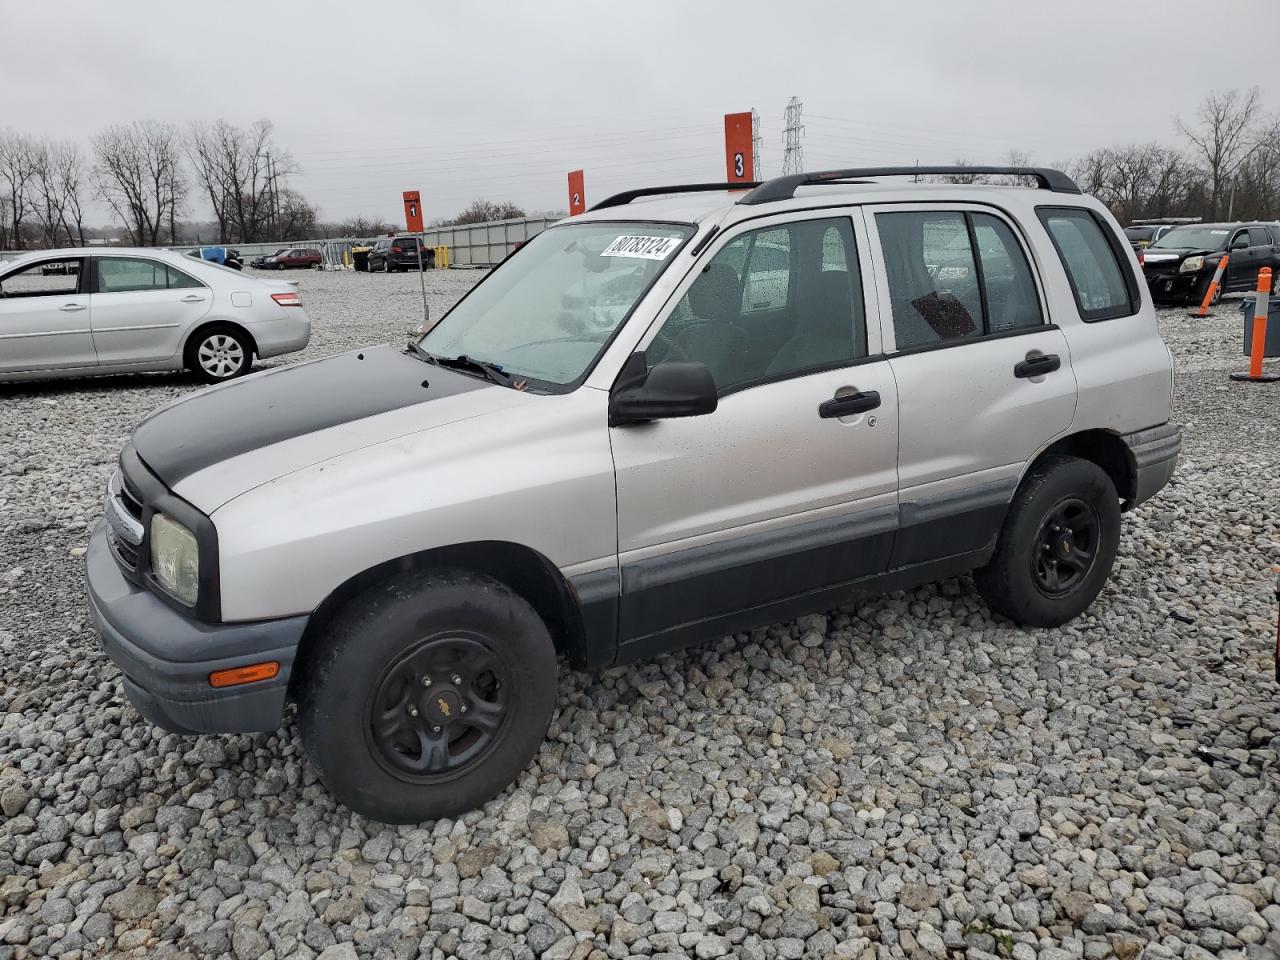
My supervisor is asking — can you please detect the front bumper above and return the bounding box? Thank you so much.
[1144,270,1204,302]
[86,524,308,734]
[1119,423,1181,509]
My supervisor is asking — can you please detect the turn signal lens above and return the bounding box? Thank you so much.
[209,662,280,688]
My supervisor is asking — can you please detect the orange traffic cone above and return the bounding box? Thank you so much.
[1189,254,1229,317]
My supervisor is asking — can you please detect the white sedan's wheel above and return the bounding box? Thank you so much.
[190,329,251,383]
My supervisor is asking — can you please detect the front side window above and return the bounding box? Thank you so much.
[96,257,201,293]
[0,259,82,298]
[1037,207,1137,322]
[420,221,692,388]
[648,216,865,395]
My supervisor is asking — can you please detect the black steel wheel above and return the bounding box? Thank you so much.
[366,635,510,779]
[1031,496,1101,597]
[975,455,1121,627]
[296,568,559,823]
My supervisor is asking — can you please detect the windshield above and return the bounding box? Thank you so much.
[420,221,693,387]
[1150,226,1230,250]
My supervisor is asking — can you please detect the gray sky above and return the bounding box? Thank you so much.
[3,0,1275,225]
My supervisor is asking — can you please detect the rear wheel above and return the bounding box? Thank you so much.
[974,455,1121,627]
[186,325,252,383]
[383,257,393,274]
[296,569,559,823]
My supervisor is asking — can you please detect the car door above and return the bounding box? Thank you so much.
[1246,227,1276,288]
[866,204,1077,568]
[89,256,212,365]
[1224,229,1256,291]
[0,256,95,374]
[610,210,899,659]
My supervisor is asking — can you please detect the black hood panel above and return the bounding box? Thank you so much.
[132,345,486,486]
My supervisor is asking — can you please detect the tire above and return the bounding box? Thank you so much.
[383,257,393,274]
[186,325,252,383]
[973,455,1121,627]
[296,569,559,823]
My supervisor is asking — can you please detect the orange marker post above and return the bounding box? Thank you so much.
[1189,254,1229,317]
[1230,267,1280,383]
[568,170,586,216]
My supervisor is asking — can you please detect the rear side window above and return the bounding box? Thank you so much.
[1248,227,1271,246]
[1037,207,1139,322]
[96,257,203,293]
[876,210,1043,351]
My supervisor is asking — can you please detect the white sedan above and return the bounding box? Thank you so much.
[0,247,311,383]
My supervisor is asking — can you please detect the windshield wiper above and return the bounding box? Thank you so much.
[405,338,438,364]
[435,354,513,387]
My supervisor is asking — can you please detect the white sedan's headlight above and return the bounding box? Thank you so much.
[150,513,199,604]
[1179,255,1205,274]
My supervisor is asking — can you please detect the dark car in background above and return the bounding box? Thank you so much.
[367,236,434,273]
[253,248,322,270]
[1125,222,1179,251]
[1140,222,1280,304]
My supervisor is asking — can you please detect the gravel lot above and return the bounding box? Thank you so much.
[1,269,1278,960]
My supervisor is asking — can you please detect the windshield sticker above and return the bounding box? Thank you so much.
[601,235,681,260]
[1209,230,1229,235]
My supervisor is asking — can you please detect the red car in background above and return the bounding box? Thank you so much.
[253,247,322,270]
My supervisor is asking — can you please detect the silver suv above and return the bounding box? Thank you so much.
[86,166,1181,823]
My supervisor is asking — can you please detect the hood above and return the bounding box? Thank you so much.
[131,344,527,512]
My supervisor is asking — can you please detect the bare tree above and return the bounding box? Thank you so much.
[188,119,298,242]
[444,199,526,226]
[1176,87,1266,218]
[92,120,185,245]
[29,139,87,247]
[0,129,37,249]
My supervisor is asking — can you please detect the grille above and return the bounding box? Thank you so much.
[105,469,145,573]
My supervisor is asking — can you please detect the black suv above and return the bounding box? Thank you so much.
[368,236,435,273]
[1140,222,1280,304]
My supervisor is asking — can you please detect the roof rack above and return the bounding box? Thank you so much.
[738,166,1081,204]
[1130,217,1201,225]
[590,182,761,211]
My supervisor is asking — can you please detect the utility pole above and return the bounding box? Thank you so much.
[751,108,762,180]
[781,97,805,176]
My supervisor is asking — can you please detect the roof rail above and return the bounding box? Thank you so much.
[590,182,761,211]
[738,166,1081,204]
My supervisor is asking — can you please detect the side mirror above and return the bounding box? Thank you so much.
[609,354,718,426]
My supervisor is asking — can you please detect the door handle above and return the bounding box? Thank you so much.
[819,390,881,419]
[58,303,87,312]
[180,295,206,303]
[1014,353,1060,378]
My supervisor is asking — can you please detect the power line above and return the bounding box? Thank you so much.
[782,97,804,176]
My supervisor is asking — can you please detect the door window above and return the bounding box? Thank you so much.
[1248,227,1272,246]
[1036,207,1138,322]
[0,259,82,298]
[647,217,866,394]
[971,214,1043,333]
[96,257,202,293]
[1231,232,1250,250]
[877,211,984,349]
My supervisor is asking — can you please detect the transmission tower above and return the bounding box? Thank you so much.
[781,97,805,175]
[751,108,762,179]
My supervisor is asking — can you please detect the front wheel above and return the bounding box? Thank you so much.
[296,569,559,823]
[974,455,1121,627]
[187,326,252,383]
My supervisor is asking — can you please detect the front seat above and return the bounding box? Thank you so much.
[673,263,749,388]
[766,271,857,375]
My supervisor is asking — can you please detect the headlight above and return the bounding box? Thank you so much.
[1179,256,1205,274]
[150,513,199,605]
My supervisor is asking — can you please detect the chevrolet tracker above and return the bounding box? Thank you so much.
[86,166,1182,823]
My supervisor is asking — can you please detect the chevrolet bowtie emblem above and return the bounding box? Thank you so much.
[437,698,452,717]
